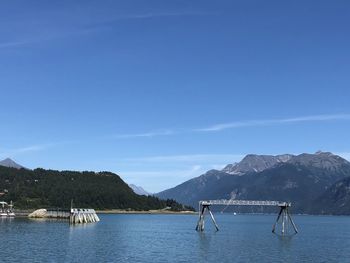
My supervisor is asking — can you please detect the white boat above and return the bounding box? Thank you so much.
[0,201,15,217]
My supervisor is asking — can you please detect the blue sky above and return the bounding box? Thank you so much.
[1,0,350,192]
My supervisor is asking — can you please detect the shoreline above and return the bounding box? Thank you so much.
[11,209,350,217]
[13,209,196,216]
[96,209,196,215]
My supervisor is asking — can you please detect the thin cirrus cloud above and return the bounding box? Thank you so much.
[0,144,50,157]
[111,130,175,139]
[0,11,211,50]
[121,154,244,163]
[104,11,211,21]
[195,113,350,132]
[84,10,213,29]
[0,40,30,49]
[0,140,77,158]
[0,28,101,50]
[3,113,350,157]
[111,113,350,139]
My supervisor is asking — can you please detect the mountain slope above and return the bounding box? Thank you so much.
[0,166,193,211]
[288,152,350,181]
[129,184,151,196]
[222,154,293,175]
[157,152,350,214]
[227,163,342,213]
[312,177,350,215]
[157,170,236,208]
[0,158,24,169]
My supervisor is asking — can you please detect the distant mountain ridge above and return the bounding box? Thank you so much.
[220,152,345,175]
[156,151,350,214]
[222,154,293,175]
[129,184,151,196]
[288,151,349,172]
[0,158,24,169]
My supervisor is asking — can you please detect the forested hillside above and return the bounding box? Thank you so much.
[0,166,193,211]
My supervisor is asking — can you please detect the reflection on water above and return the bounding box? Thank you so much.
[0,214,350,262]
[276,234,294,253]
[0,217,14,223]
[197,231,214,256]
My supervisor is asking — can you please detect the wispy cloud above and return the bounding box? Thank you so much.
[0,140,77,158]
[0,27,101,50]
[196,113,350,132]
[2,113,349,161]
[109,113,350,140]
[117,154,243,192]
[0,144,50,157]
[122,154,244,163]
[107,11,211,21]
[0,11,211,50]
[111,130,175,139]
[0,40,30,49]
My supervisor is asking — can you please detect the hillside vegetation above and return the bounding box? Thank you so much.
[0,166,193,211]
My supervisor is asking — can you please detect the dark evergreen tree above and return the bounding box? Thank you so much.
[0,166,194,211]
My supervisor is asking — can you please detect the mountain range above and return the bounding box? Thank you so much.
[3,153,350,215]
[156,151,350,214]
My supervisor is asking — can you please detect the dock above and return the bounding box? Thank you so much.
[28,208,100,224]
[70,208,100,224]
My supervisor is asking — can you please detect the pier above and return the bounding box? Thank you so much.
[69,208,100,224]
[28,208,100,224]
[196,199,298,235]
[0,201,15,217]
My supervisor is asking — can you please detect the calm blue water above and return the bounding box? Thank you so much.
[1,214,350,262]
